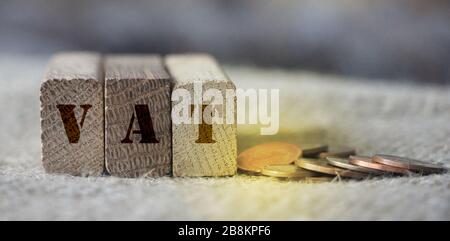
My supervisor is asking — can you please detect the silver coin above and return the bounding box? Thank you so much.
[326,157,384,175]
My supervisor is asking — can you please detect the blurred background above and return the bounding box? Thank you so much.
[0,0,449,83]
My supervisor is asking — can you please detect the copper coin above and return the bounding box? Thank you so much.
[319,147,356,159]
[326,157,383,175]
[373,154,447,174]
[261,164,318,178]
[238,169,262,176]
[349,155,410,175]
[295,158,368,179]
[237,142,302,173]
[300,144,329,158]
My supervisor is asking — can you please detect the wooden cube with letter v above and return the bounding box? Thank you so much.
[40,52,104,176]
[165,54,237,177]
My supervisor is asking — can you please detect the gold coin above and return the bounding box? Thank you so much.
[295,158,368,179]
[319,147,356,159]
[261,164,318,178]
[300,144,329,158]
[237,142,302,173]
[302,177,335,183]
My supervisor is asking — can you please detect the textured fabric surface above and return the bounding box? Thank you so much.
[0,55,449,220]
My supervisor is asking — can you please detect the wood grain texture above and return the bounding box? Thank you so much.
[165,54,237,177]
[40,52,104,176]
[105,55,172,177]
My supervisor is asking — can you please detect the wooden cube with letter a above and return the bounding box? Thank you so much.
[40,52,104,176]
[165,54,237,177]
[105,55,172,177]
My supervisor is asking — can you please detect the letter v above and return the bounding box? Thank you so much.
[56,104,92,143]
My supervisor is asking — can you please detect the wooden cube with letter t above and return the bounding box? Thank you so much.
[104,55,172,177]
[165,54,237,177]
[40,52,104,176]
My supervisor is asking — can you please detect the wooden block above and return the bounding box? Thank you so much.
[165,54,237,177]
[105,55,172,177]
[40,52,104,176]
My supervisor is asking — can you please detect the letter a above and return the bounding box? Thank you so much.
[121,104,159,144]
[56,104,92,143]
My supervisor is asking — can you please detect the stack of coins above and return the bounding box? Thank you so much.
[237,142,447,182]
